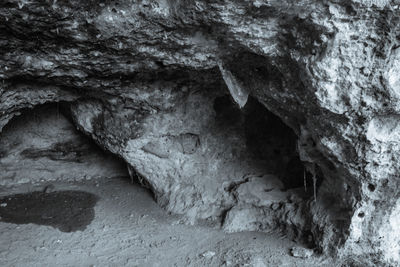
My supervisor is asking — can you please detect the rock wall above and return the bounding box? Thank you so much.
[1,0,400,265]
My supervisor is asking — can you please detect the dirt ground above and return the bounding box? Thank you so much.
[0,177,335,267]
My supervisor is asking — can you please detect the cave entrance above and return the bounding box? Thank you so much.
[243,97,304,189]
[214,94,317,192]
[0,102,142,232]
[213,93,323,242]
[0,102,130,187]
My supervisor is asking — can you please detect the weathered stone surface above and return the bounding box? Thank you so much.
[1,0,400,265]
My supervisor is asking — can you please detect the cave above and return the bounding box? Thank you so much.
[1,1,400,266]
[0,103,130,186]
[0,92,324,265]
[215,94,320,192]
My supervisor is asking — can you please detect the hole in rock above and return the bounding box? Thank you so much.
[243,97,306,189]
[0,102,131,186]
[368,183,376,192]
[0,190,98,232]
[214,95,314,191]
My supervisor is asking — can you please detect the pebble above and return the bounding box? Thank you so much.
[290,247,314,258]
[223,260,232,266]
[0,203,7,207]
[200,251,216,259]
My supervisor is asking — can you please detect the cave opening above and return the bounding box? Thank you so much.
[213,94,319,194]
[212,93,325,248]
[0,93,324,260]
[0,94,331,265]
[0,102,136,187]
[0,102,156,232]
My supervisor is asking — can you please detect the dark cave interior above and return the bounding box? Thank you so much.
[213,94,320,193]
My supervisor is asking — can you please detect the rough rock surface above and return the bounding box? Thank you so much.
[1,0,400,265]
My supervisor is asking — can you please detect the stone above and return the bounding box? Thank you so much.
[218,63,249,108]
[200,251,216,259]
[223,206,274,233]
[234,175,287,207]
[290,247,314,259]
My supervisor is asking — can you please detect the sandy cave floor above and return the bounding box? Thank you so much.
[0,177,335,267]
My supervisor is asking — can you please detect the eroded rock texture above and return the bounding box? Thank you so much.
[1,0,400,265]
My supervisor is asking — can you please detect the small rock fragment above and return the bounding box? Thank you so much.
[200,251,216,259]
[0,203,7,207]
[290,247,313,258]
[222,260,232,266]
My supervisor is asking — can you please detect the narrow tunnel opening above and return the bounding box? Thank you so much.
[213,93,325,248]
[243,96,305,190]
[213,94,320,193]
